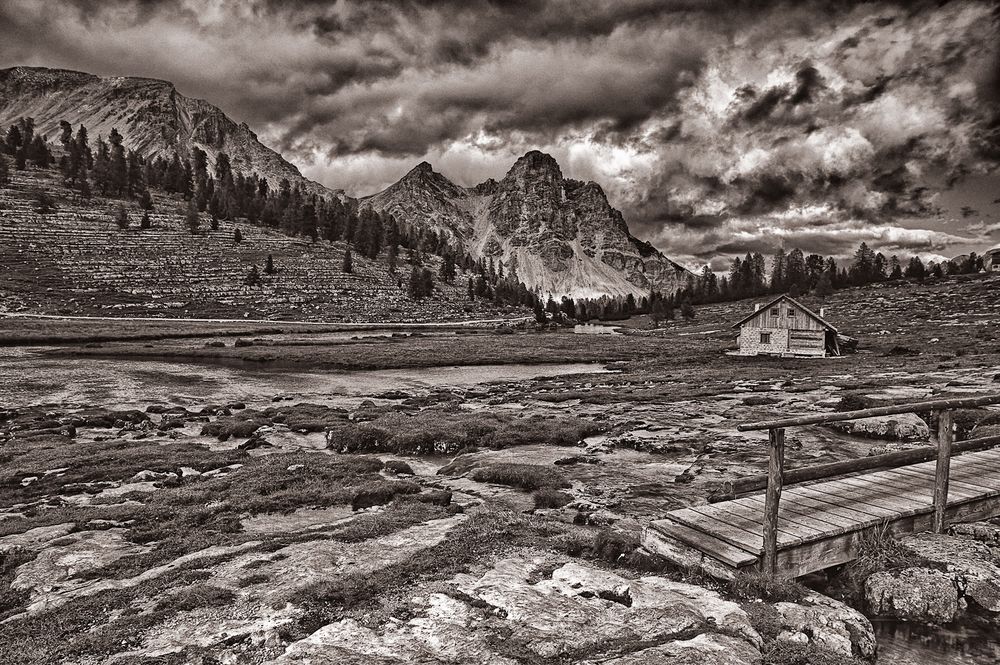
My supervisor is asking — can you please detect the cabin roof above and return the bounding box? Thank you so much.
[731,294,839,333]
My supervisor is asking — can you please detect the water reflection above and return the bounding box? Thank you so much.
[875,621,1000,664]
[573,323,621,335]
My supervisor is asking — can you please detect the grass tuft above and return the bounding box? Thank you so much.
[471,463,569,491]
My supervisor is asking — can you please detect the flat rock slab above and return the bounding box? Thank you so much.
[272,554,762,664]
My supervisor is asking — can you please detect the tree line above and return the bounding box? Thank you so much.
[0,117,565,313]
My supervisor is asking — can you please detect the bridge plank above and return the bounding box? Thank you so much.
[647,520,758,568]
[739,495,855,533]
[890,466,997,499]
[708,497,829,537]
[784,483,901,519]
[666,508,765,553]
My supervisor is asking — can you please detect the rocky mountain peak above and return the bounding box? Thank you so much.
[506,150,563,181]
[364,151,692,298]
[0,65,336,199]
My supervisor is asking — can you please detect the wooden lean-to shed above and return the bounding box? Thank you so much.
[733,294,839,357]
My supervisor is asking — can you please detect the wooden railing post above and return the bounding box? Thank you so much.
[762,427,785,575]
[932,409,954,533]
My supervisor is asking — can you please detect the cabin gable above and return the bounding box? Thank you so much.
[733,295,837,357]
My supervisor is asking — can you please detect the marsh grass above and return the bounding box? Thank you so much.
[532,487,572,508]
[727,570,807,603]
[471,463,569,491]
[326,409,602,455]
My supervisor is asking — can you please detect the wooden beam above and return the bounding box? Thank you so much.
[717,434,1000,499]
[933,409,954,533]
[762,427,785,576]
[737,393,1000,431]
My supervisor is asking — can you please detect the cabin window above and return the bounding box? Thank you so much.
[770,308,779,316]
[760,332,771,344]
[787,309,796,317]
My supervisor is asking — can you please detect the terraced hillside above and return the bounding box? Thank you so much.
[0,169,520,322]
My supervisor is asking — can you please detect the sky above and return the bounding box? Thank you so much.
[2,0,999,269]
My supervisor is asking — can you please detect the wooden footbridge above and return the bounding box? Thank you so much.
[642,393,1000,578]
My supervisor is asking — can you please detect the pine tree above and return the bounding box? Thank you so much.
[139,189,153,211]
[408,265,433,299]
[814,270,834,298]
[108,128,127,196]
[533,299,547,324]
[140,210,151,229]
[905,256,926,281]
[387,244,398,273]
[244,265,262,287]
[234,227,243,244]
[681,301,696,321]
[211,213,219,231]
[770,247,786,293]
[264,254,276,275]
[342,247,353,273]
[0,155,8,186]
[186,200,200,235]
[34,190,56,215]
[4,125,21,157]
[889,255,903,280]
[439,254,456,283]
[115,205,129,230]
[78,166,91,199]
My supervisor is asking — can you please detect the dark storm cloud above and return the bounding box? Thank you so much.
[1,0,998,265]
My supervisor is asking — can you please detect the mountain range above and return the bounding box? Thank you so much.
[0,66,691,299]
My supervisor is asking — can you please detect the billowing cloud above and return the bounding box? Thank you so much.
[1,0,999,264]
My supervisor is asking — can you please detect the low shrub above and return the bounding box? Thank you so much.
[835,393,883,412]
[200,415,268,441]
[383,460,415,475]
[324,409,603,455]
[351,480,421,510]
[743,601,784,641]
[533,488,572,509]
[471,463,569,491]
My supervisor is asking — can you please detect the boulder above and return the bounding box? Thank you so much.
[899,533,1000,614]
[130,470,177,483]
[827,413,929,441]
[773,592,876,660]
[865,567,960,623]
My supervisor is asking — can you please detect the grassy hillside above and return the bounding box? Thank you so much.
[0,168,523,322]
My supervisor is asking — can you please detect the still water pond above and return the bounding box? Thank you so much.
[0,348,610,409]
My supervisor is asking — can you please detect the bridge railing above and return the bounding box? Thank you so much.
[735,393,1000,575]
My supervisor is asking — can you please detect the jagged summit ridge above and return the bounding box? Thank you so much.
[363,150,691,299]
[0,66,336,198]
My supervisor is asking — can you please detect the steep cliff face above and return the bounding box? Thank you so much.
[364,150,691,298]
[0,66,335,197]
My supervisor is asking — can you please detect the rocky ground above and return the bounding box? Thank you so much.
[2,274,1000,664]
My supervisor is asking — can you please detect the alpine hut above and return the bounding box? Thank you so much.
[986,248,1000,272]
[733,294,840,357]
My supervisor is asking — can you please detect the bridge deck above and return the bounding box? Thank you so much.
[644,447,1000,578]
